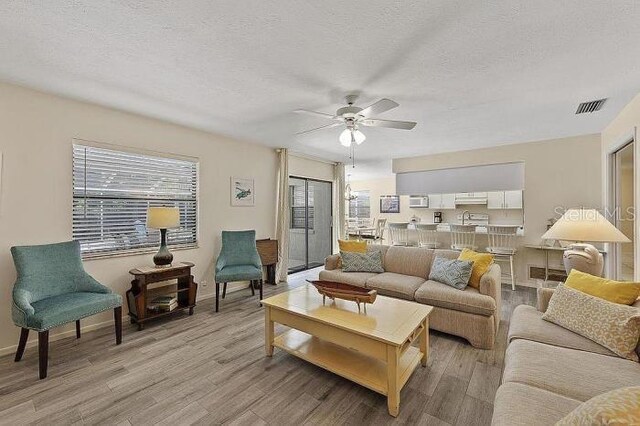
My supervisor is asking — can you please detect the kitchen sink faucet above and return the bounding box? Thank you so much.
[461,210,471,225]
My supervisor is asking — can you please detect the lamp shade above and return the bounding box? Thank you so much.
[541,208,630,243]
[147,207,180,229]
[339,129,352,147]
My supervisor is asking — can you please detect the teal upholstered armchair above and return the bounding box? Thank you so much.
[214,230,263,312]
[11,240,122,379]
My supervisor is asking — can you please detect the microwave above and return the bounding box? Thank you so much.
[409,196,429,208]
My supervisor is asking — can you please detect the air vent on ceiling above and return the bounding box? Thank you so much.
[575,98,607,114]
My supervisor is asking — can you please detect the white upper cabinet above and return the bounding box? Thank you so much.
[487,191,504,209]
[504,190,523,209]
[428,193,456,209]
[487,190,523,209]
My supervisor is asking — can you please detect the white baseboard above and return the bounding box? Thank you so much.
[0,291,218,357]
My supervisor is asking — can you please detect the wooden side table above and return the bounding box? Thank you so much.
[127,262,197,330]
[256,238,278,285]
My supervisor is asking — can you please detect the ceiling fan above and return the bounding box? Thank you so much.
[295,95,417,147]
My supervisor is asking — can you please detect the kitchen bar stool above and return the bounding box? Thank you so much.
[486,225,519,290]
[388,222,410,246]
[450,224,477,251]
[416,224,439,249]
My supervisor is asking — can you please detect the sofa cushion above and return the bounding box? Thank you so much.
[318,269,376,288]
[383,246,433,279]
[509,305,618,357]
[542,284,640,361]
[415,280,496,316]
[492,382,581,426]
[29,292,122,331]
[365,272,425,300]
[503,339,640,402]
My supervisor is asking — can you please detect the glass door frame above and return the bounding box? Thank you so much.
[288,176,333,274]
[604,127,638,280]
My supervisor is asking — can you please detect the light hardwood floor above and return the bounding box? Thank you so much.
[0,268,536,425]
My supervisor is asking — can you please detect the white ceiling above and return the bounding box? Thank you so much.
[1,1,640,179]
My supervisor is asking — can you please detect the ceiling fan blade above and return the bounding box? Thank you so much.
[296,122,343,135]
[358,98,399,118]
[294,109,338,120]
[361,118,417,130]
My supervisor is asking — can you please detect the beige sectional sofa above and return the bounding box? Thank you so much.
[320,245,502,349]
[492,288,640,425]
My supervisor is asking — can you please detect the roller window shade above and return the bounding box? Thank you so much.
[72,144,198,257]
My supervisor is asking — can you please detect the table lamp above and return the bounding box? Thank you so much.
[147,207,180,267]
[541,208,630,277]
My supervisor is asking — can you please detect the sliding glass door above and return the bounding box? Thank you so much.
[613,142,635,280]
[288,177,333,273]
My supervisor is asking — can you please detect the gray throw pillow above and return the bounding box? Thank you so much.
[429,257,474,290]
[341,251,384,273]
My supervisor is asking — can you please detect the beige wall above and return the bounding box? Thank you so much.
[602,93,640,151]
[0,83,279,354]
[361,134,602,287]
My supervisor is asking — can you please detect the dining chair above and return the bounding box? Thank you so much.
[388,222,410,246]
[416,224,439,248]
[450,224,478,251]
[362,218,387,244]
[11,240,123,379]
[486,225,520,290]
[214,230,263,312]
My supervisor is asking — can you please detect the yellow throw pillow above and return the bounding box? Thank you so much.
[458,249,494,289]
[556,387,640,426]
[338,239,367,253]
[565,269,640,305]
[337,239,368,269]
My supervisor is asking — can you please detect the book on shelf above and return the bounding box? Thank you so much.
[148,295,179,312]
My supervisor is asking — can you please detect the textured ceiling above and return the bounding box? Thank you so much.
[1,1,639,179]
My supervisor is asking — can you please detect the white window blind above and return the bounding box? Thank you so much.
[290,184,314,229]
[72,144,198,257]
[349,191,370,219]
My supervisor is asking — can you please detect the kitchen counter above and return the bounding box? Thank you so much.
[406,223,525,236]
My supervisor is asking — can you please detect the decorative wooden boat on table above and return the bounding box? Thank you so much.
[307,280,377,312]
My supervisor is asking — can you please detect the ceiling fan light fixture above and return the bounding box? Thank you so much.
[353,129,366,145]
[339,129,352,147]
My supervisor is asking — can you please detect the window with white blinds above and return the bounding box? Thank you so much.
[349,191,370,219]
[72,144,198,257]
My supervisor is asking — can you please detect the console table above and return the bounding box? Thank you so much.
[127,262,197,330]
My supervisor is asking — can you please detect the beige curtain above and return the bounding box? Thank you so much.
[275,148,289,282]
[333,162,346,250]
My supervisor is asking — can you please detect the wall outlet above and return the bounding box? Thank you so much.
[201,280,208,288]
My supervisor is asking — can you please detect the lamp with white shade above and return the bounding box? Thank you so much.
[147,207,180,267]
[541,208,630,277]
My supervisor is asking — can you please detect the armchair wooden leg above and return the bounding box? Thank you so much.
[76,320,81,339]
[222,282,227,299]
[259,279,263,306]
[15,328,29,362]
[215,282,220,312]
[114,306,122,345]
[250,280,255,296]
[38,330,49,380]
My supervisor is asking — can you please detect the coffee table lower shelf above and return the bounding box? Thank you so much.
[273,329,422,396]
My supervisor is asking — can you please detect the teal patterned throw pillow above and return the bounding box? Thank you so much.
[429,257,474,290]
[341,251,384,273]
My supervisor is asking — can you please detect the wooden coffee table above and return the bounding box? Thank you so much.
[262,284,432,417]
